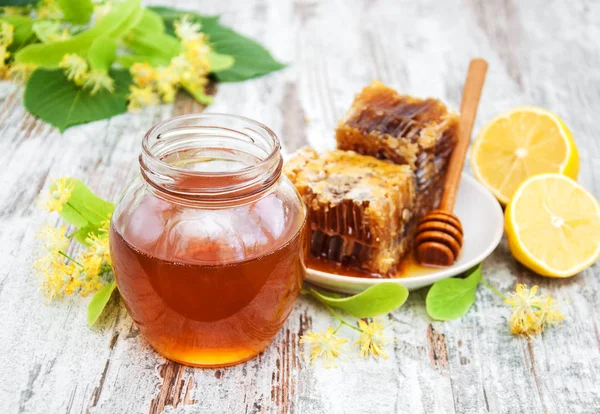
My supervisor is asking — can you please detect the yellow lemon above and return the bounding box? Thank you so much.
[471,106,579,204]
[505,174,600,278]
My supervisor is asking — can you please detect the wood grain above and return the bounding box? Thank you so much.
[0,0,599,413]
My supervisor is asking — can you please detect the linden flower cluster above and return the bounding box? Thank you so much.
[34,178,112,299]
[59,53,115,95]
[128,15,212,111]
[505,284,564,336]
[300,317,390,367]
[0,21,14,78]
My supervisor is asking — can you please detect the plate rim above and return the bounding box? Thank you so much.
[304,173,504,289]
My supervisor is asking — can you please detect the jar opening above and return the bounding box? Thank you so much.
[140,114,282,202]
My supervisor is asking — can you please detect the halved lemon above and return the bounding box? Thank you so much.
[505,174,600,278]
[471,106,579,204]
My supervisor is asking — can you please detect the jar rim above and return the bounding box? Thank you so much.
[139,113,283,203]
[142,113,281,177]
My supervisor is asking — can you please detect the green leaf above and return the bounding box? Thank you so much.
[208,51,234,72]
[57,0,93,25]
[15,0,141,68]
[52,178,114,229]
[306,283,409,318]
[24,68,132,132]
[0,0,38,5]
[88,281,117,325]
[88,36,117,73]
[132,8,165,35]
[71,226,94,246]
[32,20,59,43]
[0,15,35,52]
[149,6,285,82]
[426,265,482,321]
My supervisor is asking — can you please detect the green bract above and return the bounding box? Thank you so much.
[57,0,93,25]
[426,265,482,321]
[88,281,117,325]
[306,283,409,318]
[88,36,117,73]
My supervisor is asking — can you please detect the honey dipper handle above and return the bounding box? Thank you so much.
[439,58,488,212]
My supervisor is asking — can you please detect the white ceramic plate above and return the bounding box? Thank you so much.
[304,173,504,293]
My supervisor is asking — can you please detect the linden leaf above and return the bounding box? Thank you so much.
[123,31,180,62]
[131,8,165,35]
[24,68,132,132]
[426,265,482,321]
[57,0,93,25]
[88,281,117,325]
[307,283,409,318]
[149,6,285,82]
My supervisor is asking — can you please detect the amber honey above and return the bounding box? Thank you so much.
[110,214,307,367]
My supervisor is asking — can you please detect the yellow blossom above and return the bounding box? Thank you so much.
[59,54,88,85]
[0,45,9,78]
[300,327,348,368]
[355,318,390,359]
[7,63,36,84]
[83,71,115,95]
[39,177,74,213]
[505,284,564,336]
[155,67,179,102]
[36,224,70,257]
[183,37,211,73]
[130,62,157,88]
[127,85,160,112]
[0,22,14,47]
[174,15,202,41]
[80,232,111,278]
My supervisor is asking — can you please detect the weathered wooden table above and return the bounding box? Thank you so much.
[1,0,599,412]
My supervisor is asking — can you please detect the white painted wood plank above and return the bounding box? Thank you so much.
[0,0,599,413]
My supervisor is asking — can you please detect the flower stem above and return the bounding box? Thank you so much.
[481,277,507,300]
[59,250,83,267]
[325,305,362,332]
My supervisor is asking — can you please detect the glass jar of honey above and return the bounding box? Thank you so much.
[109,114,307,367]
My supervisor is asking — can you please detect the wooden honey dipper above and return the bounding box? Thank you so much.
[415,58,488,267]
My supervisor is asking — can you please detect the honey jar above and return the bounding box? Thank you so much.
[110,114,307,367]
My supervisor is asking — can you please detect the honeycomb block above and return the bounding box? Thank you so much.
[284,148,416,275]
[336,81,458,215]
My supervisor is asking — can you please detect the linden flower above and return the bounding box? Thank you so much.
[83,71,115,95]
[505,284,564,336]
[131,62,157,88]
[59,54,89,85]
[7,63,36,84]
[36,224,70,257]
[155,67,179,102]
[174,15,202,41]
[355,318,390,359]
[128,85,160,112]
[300,327,348,368]
[37,0,63,20]
[0,45,9,78]
[80,233,111,278]
[0,22,14,47]
[39,177,74,213]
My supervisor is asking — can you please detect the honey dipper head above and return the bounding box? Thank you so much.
[414,210,464,267]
